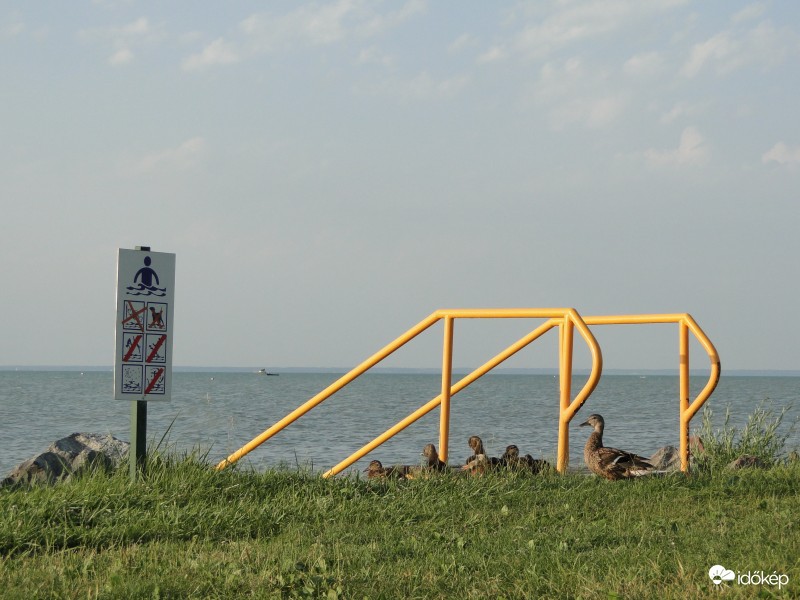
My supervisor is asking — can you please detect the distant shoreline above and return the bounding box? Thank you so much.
[2,365,799,377]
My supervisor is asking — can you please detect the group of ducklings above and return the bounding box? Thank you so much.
[365,413,661,481]
[363,436,551,480]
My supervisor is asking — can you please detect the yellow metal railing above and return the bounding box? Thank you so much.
[214,309,719,476]
[581,313,721,471]
[215,308,603,475]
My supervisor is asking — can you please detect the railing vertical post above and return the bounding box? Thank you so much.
[679,320,691,472]
[439,316,454,463]
[557,317,574,473]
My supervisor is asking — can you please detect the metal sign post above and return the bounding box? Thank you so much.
[114,246,176,480]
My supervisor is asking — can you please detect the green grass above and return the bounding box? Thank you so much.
[1,453,799,599]
[695,400,799,472]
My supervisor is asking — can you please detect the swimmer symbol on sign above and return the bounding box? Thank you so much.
[127,256,167,297]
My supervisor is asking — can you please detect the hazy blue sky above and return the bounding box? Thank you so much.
[2,1,799,372]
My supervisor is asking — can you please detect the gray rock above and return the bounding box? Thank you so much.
[2,433,129,488]
[649,445,681,470]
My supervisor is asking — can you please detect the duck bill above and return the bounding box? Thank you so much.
[579,419,591,427]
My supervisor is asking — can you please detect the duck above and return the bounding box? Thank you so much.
[461,453,490,476]
[421,443,448,472]
[579,414,656,480]
[464,435,502,469]
[363,459,411,480]
[501,444,550,474]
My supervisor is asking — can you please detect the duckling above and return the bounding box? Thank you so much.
[363,459,411,480]
[501,444,550,474]
[421,443,448,472]
[461,453,490,476]
[579,414,655,480]
[464,435,502,469]
[363,459,390,479]
[465,435,485,463]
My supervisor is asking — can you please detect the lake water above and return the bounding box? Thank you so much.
[1,370,798,478]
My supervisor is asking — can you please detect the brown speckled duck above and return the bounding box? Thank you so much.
[421,443,448,472]
[461,453,489,476]
[579,414,655,480]
[464,435,501,469]
[363,459,411,480]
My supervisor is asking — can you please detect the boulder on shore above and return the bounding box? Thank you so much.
[1,433,129,488]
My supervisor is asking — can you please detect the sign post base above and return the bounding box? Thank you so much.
[130,400,147,480]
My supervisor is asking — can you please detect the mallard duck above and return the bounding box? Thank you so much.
[501,444,550,474]
[579,414,655,480]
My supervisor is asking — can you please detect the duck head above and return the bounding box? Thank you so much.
[421,443,438,460]
[468,435,485,454]
[579,413,605,432]
[363,459,384,474]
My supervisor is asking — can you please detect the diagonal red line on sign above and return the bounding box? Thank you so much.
[146,335,167,363]
[123,335,142,362]
[122,301,146,332]
[145,367,165,394]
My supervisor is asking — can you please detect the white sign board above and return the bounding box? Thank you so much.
[114,248,175,400]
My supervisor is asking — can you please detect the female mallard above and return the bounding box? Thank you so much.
[579,414,655,480]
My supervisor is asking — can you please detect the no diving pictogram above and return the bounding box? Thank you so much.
[122,333,143,362]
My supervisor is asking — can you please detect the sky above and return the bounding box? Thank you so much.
[2,0,799,373]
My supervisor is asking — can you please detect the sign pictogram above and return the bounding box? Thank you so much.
[114,249,175,400]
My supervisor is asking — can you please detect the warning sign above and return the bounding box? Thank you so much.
[114,249,175,400]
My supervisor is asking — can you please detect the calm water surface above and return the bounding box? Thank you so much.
[1,371,798,477]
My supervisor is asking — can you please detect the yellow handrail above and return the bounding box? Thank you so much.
[215,309,718,476]
[581,313,721,471]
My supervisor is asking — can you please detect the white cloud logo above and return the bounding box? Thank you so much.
[709,565,736,585]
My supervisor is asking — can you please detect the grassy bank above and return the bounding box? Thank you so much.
[1,453,799,599]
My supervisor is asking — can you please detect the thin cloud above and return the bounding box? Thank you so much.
[477,45,506,65]
[623,51,663,77]
[644,127,710,167]
[531,57,626,129]
[78,16,166,66]
[108,47,134,65]
[182,38,240,71]
[762,142,800,167]
[448,33,476,54]
[732,3,766,24]
[659,101,707,124]
[356,46,393,66]
[239,0,425,53]
[511,0,689,61]
[681,19,797,77]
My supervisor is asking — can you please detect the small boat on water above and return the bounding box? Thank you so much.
[256,369,279,376]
